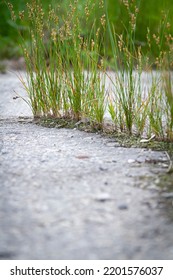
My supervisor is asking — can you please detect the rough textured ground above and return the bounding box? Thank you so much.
[0,71,173,260]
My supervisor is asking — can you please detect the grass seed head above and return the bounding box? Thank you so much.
[100,14,106,27]
[8,3,16,21]
[19,11,25,20]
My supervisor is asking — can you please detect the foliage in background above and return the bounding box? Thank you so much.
[1,0,173,59]
[0,0,53,58]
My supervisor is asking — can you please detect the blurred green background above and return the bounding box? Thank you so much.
[0,0,173,60]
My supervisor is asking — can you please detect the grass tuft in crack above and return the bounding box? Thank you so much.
[8,0,107,130]
[8,0,173,141]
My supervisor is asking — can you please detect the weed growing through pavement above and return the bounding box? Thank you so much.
[8,0,107,129]
[146,12,173,140]
[106,0,173,140]
[8,0,173,141]
[107,0,143,135]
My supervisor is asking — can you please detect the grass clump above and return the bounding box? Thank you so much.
[8,0,107,129]
[106,0,173,141]
[107,0,142,135]
[8,0,173,142]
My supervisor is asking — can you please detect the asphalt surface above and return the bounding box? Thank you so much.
[0,71,173,260]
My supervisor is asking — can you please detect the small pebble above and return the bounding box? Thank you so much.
[127,159,136,164]
[95,193,111,202]
[106,142,120,147]
[99,166,108,171]
[118,204,128,210]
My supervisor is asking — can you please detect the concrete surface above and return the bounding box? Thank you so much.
[0,71,173,260]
